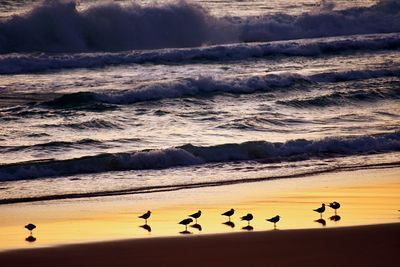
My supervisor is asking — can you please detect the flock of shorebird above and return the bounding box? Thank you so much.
[137,201,342,232]
[24,201,342,240]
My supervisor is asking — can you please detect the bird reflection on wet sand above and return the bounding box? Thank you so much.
[242,225,254,231]
[179,230,192,235]
[190,223,202,231]
[25,235,36,242]
[315,218,326,226]
[140,224,152,232]
[329,215,341,222]
[223,221,235,228]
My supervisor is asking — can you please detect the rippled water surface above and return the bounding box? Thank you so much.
[0,0,399,203]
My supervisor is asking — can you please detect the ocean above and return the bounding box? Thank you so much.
[0,0,399,205]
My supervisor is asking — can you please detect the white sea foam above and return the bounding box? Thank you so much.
[42,68,400,107]
[1,32,399,74]
[1,132,399,180]
[0,0,399,55]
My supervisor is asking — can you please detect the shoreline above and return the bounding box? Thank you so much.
[1,223,399,267]
[2,160,400,205]
[0,167,399,251]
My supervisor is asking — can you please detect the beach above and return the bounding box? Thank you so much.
[0,167,399,266]
[1,0,400,265]
[1,223,399,267]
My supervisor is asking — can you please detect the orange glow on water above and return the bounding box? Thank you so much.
[0,168,399,251]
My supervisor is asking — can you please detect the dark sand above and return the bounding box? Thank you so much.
[1,223,399,267]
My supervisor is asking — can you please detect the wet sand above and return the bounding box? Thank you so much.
[0,167,399,253]
[1,223,399,267]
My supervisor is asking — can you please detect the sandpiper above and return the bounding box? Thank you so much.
[240,213,253,225]
[313,204,325,218]
[139,210,151,224]
[24,223,36,234]
[179,218,193,231]
[189,210,202,223]
[266,215,280,229]
[328,201,341,215]
[221,208,235,221]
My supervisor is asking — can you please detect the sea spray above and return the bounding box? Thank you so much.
[1,0,399,53]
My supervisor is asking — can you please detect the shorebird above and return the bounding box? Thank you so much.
[24,223,36,234]
[139,210,151,224]
[328,201,341,215]
[189,210,202,223]
[221,208,235,221]
[266,215,280,229]
[313,204,325,218]
[179,218,193,231]
[240,213,253,226]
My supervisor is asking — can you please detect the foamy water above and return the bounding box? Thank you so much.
[0,0,399,204]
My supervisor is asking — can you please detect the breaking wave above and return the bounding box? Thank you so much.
[1,32,400,74]
[1,0,400,54]
[280,87,400,107]
[41,68,400,107]
[0,132,399,180]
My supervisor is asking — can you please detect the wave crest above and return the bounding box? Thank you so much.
[41,68,400,107]
[0,0,400,54]
[1,132,399,180]
[0,0,235,53]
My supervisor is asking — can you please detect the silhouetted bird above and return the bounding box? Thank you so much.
[179,218,193,231]
[140,224,152,232]
[240,213,253,225]
[222,208,235,221]
[139,210,151,224]
[266,215,280,229]
[314,218,326,226]
[328,201,341,215]
[189,210,202,223]
[313,204,325,218]
[223,221,235,228]
[25,223,36,234]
